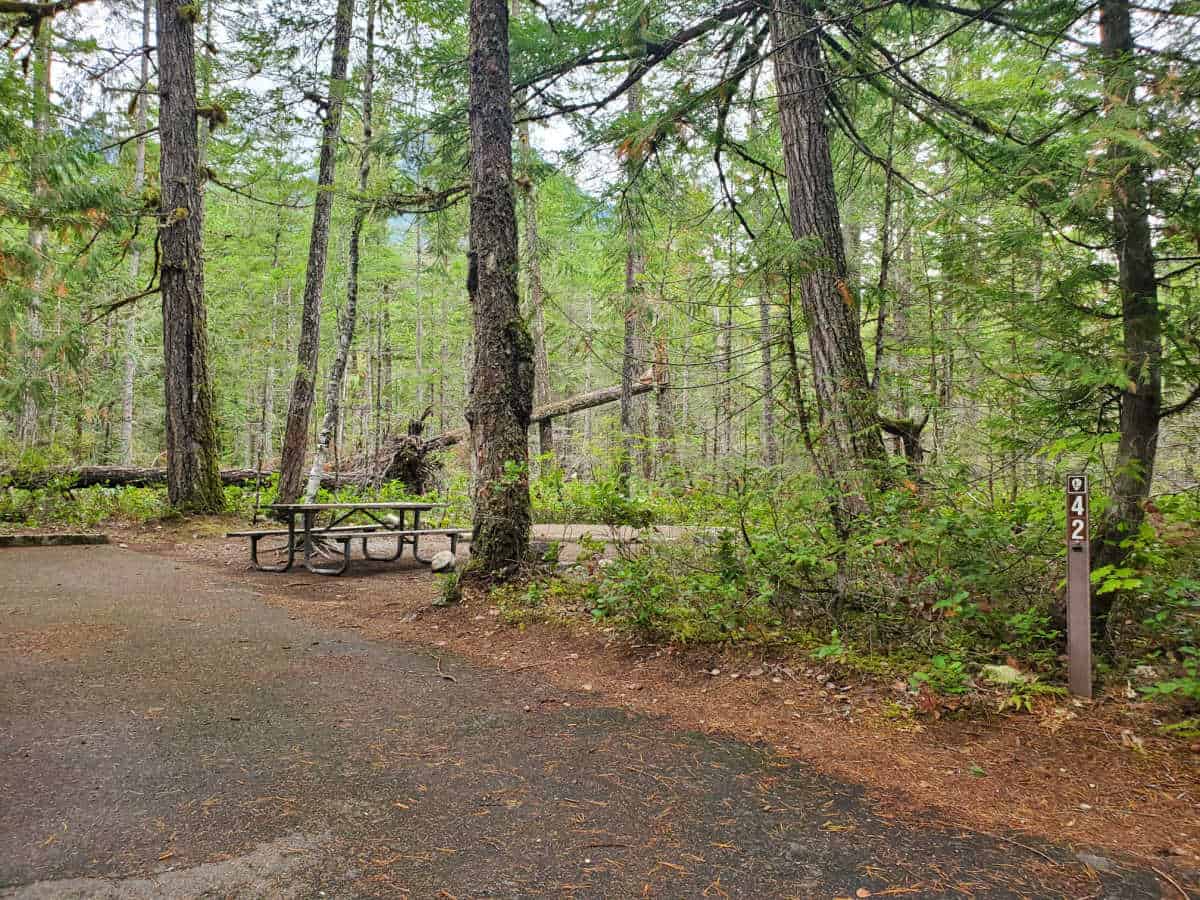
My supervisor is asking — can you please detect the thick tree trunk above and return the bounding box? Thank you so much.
[156,0,223,511]
[1093,0,1163,619]
[304,0,375,503]
[770,0,886,483]
[465,0,532,577]
[276,0,354,504]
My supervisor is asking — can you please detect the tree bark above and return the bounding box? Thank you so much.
[465,0,532,577]
[276,0,354,504]
[156,0,223,511]
[770,0,887,484]
[304,0,374,503]
[1092,0,1163,616]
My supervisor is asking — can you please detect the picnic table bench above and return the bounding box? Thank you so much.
[226,501,470,576]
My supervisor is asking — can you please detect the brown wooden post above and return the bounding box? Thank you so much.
[1066,474,1092,698]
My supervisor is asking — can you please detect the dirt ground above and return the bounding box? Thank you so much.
[144,525,1197,871]
[2,527,1197,898]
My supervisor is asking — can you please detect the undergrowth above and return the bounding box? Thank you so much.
[505,468,1200,725]
[4,455,1197,725]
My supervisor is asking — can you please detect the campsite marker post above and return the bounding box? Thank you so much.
[1066,474,1092,699]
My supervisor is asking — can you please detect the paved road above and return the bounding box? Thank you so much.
[0,546,1165,898]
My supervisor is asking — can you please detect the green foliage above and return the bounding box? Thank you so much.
[1140,647,1200,709]
[0,484,171,527]
[585,546,782,644]
[997,677,1067,713]
[435,571,461,607]
[530,462,654,528]
[909,655,970,696]
[812,629,847,662]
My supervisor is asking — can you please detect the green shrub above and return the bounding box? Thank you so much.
[909,655,971,695]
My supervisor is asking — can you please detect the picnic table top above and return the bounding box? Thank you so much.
[267,501,447,512]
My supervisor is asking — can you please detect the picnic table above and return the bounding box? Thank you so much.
[227,501,469,576]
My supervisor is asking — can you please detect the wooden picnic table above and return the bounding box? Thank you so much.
[228,500,466,576]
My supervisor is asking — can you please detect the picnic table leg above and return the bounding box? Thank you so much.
[361,507,405,561]
[410,509,438,566]
[361,534,405,561]
[249,515,295,572]
[305,539,351,576]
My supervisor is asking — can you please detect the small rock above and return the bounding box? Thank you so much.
[1132,665,1158,682]
[748,667,764,677]
[430,550,456,572]
[709,668,721,676]
[582,683,593,691]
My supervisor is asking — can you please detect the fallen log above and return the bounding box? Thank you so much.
[0,466,342,491]
[426,378,656,450]
[1,376,660,493]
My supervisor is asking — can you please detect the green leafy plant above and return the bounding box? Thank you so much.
[909,655,970,695]
[813,629,847,661]
[997,677,1067,713]
[1140,647,1200,709]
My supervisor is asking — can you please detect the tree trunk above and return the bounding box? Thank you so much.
[770,0,887,484]
[464,0,532,577]
[121,0,152,465]
[276,0,354,504]
[304,0,374,503]
[720,264,734,462]
[156,0,224,511]
[1092,0,1163,620]
[619,78,647,494]
[758,294,779,467]
[583,292,595,459]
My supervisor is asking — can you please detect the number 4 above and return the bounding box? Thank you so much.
[1070,495,1085,515]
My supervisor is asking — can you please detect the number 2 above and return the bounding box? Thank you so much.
[1070,519,1086,542]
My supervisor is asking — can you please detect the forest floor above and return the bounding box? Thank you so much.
[2,524,1197,898]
